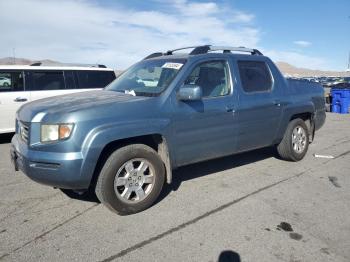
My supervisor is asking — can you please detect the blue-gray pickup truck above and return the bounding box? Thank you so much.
[11,45,326,215]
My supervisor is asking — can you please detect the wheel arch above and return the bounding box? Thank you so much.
[88,134,173,192]
[275,103,316,144]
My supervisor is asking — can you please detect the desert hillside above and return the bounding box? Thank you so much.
[0,57,123,76]
[275,62,350,77]
[0,57,349,77]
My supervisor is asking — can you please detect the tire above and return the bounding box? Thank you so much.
[277,118,309,161]
[95,144,165,215]
[3,82,9,87]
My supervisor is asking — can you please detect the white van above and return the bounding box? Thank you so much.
[0,64,116,133]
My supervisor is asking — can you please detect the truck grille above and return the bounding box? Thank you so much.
[19,121,30,144]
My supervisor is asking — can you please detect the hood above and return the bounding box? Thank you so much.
[18,90,150,122]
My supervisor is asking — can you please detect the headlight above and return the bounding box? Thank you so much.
[41,124,74,142]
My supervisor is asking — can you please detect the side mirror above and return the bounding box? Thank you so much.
[177,85,202,101]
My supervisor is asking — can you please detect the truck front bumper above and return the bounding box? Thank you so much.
[11,134,90,189]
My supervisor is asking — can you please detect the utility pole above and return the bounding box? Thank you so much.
[12,48,16,65]
[348,16,350,71]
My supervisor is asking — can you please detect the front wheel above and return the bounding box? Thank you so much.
[95,144,165,215]
[277,118,309,161]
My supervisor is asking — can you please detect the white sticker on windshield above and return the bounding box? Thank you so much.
[161,62,183,70]
[125,90,136,96]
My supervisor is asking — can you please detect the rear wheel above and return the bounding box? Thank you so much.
[95,144,165,215]
[277,118,309,161]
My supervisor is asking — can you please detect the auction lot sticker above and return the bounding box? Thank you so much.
[162,62,183,70]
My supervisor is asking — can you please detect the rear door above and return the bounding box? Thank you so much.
[0,71,29,133]
[234,59,283,151]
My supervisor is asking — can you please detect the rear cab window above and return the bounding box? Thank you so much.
[237,61,273,93]
[0,71,24,92]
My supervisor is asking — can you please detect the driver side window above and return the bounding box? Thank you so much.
[184,61,230,98]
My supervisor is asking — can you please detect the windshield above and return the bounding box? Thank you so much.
[106,58,187,96]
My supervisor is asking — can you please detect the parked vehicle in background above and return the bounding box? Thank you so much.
[0,64,116,133]
[0,76,11,87]
[0,76,11,86]
[11,45,326,215]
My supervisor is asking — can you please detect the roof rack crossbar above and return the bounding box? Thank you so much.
[143,52,163,60]
[189,45,211,55]
[166,46,203,55]
[143,46,208,60]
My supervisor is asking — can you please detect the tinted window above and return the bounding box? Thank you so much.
[184,61,230,98]
[238,61,272,92]
[0,71,24,92]
[76,71,115,89]
[31,71,65,90]
[64,71,76,89]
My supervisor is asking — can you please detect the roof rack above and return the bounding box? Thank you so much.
[143,45,263,60]
[30,62,107,68]
[206,46,263,55]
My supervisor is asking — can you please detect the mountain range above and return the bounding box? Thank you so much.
[1,57,349,77]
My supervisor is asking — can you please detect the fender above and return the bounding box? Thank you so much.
[79,118,173,186]
[275,101,315,142]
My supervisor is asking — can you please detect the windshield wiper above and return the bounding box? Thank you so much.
[132,91,159,97]
[112,89,158,97]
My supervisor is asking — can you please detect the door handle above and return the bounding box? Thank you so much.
[274,100,281,107]
[226,107,235,113]
[14,97,28,102]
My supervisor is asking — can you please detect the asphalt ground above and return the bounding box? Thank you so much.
[0,112,349,262]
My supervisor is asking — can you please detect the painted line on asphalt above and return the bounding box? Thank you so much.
[100,169,311,262]
[0,204,98,260]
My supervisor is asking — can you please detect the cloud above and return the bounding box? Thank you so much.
[0,0,332,70]
[172,0,220,16]
[230,11,255,23]
[0,0,259,69]
[293,40,312,47]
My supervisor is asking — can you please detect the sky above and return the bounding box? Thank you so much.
[0,0,349,71]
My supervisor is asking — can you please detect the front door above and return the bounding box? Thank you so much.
[171,59,238,166]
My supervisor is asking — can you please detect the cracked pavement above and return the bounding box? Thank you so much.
[0,113,349,262]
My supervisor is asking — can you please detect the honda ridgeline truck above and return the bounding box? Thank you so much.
[11,46,326,215]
